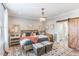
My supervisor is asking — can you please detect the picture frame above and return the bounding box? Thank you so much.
[50,24,54,29]
[11,25,20,33]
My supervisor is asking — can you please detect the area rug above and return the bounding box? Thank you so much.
[7,42,79,56]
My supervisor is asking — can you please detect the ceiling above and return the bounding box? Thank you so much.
[4,3,79,20]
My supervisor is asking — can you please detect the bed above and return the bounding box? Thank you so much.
[37,35,48,42]
[20,30,48,51]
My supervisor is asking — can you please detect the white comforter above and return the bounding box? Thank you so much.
[37,35,48,38]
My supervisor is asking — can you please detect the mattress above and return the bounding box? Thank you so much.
[37,35,48,42]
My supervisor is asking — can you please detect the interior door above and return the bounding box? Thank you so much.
[68,18,79,49]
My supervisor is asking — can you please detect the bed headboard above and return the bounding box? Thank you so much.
[21,30,39,36]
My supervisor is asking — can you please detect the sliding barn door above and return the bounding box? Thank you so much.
[68,17,79,49]
[76,19,79,49]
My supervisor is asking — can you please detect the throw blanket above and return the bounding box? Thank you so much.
[20,35,48,46]
[20,39,32,46]
[20,36,38,43]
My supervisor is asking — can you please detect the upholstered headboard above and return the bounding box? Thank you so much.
[21,30,39,36]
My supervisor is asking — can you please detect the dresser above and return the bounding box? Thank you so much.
[9,33,20,47]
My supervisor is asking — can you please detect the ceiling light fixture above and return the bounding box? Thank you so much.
[40,8,46,22]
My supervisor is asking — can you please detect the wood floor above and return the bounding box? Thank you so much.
[7,41,79,56]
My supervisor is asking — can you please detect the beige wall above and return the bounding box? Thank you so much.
[8,16,43,31]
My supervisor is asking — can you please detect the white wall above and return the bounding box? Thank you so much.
[4,9,9,51]
[8,16,41,31]
[53,9,79,21]
[46,8,79,42]
[45,20,56,34]
[0,4,9,56]
[46,9,79,33]
[0,4,5,56]
[53,9,79,34]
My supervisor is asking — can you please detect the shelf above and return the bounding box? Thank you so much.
[10,36,20,39]
[10,40,19,43]
[10,43,20,46]
[9,33,20,47]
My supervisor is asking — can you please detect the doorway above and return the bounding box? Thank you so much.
[56,20,68,47]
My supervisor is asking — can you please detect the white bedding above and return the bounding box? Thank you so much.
[37,35,48,38]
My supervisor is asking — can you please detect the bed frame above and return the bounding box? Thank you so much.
[21,30,39,35]
[20,30,39,51]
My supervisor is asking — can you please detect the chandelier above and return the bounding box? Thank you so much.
[40,8,46,22]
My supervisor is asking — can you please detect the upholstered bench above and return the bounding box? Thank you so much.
[32,43,45,56]
[41,41,53,53]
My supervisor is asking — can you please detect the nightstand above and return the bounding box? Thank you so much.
[45,33,53,42]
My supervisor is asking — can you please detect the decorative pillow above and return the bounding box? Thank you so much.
[25,32,31,36]
[33,32,39,35]
[36,32,39,35]
[22,33,26,37]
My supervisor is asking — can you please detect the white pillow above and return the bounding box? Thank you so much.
[22,33,26,37]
